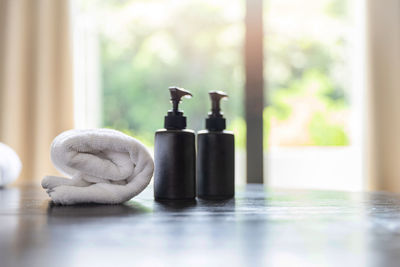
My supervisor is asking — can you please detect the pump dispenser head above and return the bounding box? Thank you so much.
[206,91,228,131]
[164,87,192,130]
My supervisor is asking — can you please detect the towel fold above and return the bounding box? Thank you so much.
[0,143,22,186]
[41,129,154,205]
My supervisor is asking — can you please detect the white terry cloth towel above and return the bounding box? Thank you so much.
[0,143,22,187]
[41,129,154,205]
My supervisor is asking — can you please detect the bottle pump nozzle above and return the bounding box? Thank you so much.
[206,91,228,131]
[164,87,192,130]
[169,87,192,114]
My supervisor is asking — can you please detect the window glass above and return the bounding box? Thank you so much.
[89,0,245,149]
[265,0,352,147]
[74,0,362,189]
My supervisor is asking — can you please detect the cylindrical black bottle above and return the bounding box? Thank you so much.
[154,87,196,200]
[197,91,235,199]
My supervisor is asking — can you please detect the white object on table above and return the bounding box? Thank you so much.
[41,129,154,205]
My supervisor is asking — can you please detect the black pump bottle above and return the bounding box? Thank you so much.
[197,91,235,199]
[154,87,196,200]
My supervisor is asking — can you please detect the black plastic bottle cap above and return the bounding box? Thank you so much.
[205,91,228,131]
[164,87,192,130]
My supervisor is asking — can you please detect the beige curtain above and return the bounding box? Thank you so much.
[0,0,74,185]
[366,0,400,191]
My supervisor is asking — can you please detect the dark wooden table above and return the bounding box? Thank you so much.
[1,184,400,267]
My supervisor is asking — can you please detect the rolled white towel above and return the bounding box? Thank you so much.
[0,143,22,186]
[41,129,154,205]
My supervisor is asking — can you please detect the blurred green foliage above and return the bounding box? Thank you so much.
[264,69,349,146]
[95,0,351,148]
[264,0,351,146]
[100,0,244,147]
[309,112,349,146]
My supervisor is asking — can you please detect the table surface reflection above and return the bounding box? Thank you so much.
[1,184,400,267]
